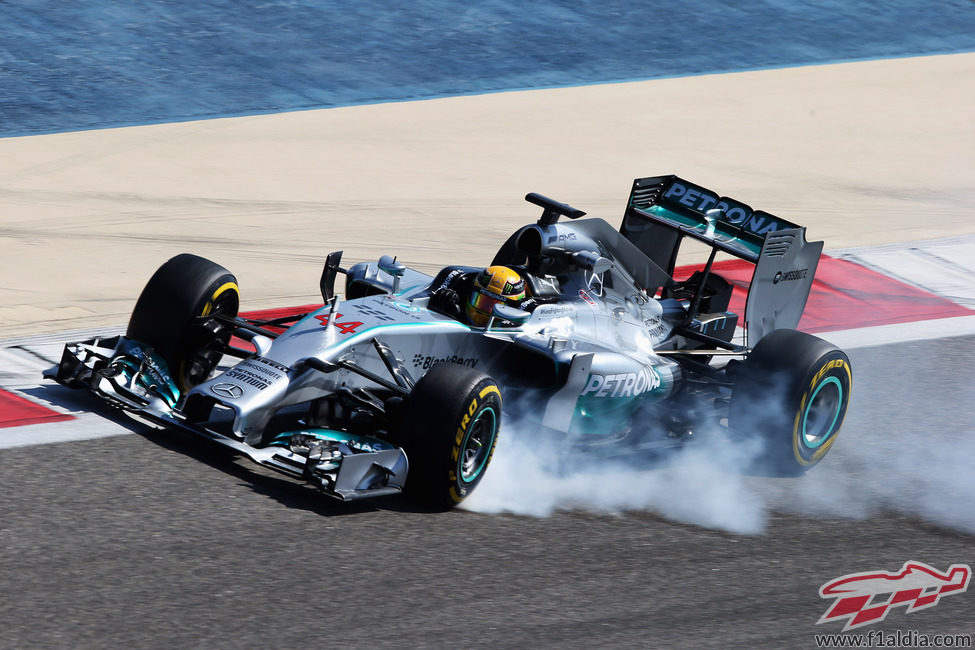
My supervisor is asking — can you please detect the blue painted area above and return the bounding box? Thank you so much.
[2,1,974,136]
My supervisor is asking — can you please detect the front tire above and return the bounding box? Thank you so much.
[398,363,502,508]
[728,329,852,475]
[126,253,240,391]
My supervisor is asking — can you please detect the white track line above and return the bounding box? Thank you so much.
[820,314,975,350]
[829,234,975,309]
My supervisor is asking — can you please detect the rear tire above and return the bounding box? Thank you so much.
[728,329,851,475]
[126,254,240,391]
[398,363,502,508]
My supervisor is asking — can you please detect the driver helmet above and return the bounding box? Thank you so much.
[465,266,526,327]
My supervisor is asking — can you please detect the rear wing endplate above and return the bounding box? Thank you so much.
[620,175,823,345]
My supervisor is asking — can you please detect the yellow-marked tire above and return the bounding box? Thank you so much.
[729,329,852,476]
[126,253,240,391]
[398,362,502,508]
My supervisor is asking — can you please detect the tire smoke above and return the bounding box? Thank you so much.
[462,407,772,535]
[464,340,975,537]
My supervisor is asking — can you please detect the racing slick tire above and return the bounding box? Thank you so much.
[126,253,240,391]
[398,362,502,508]
[728,329,851,476]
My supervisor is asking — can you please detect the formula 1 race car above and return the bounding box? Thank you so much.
[47,175,852,507]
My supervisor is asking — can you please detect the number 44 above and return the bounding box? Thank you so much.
[315,313,364,335]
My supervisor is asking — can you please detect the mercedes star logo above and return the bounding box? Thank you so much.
[211,383,244,399]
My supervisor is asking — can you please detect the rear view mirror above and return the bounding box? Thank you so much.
[378,255,406,277]
[378,255,406,293]
[490,303,531,327]
[570,250,614,274]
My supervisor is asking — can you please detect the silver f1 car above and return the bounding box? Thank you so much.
[47,175,852,507]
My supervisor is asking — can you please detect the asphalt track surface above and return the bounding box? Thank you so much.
[1,336,973,649]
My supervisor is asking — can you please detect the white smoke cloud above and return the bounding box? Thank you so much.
[760,420,975,535]
[463,418,771,535]
[463,369,975,536]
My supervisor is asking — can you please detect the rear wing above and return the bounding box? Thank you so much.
[620,175,823,345]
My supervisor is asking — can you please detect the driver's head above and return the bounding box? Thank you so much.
[465,266,526,327]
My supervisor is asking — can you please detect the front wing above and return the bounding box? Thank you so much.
[45,336,409,501]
